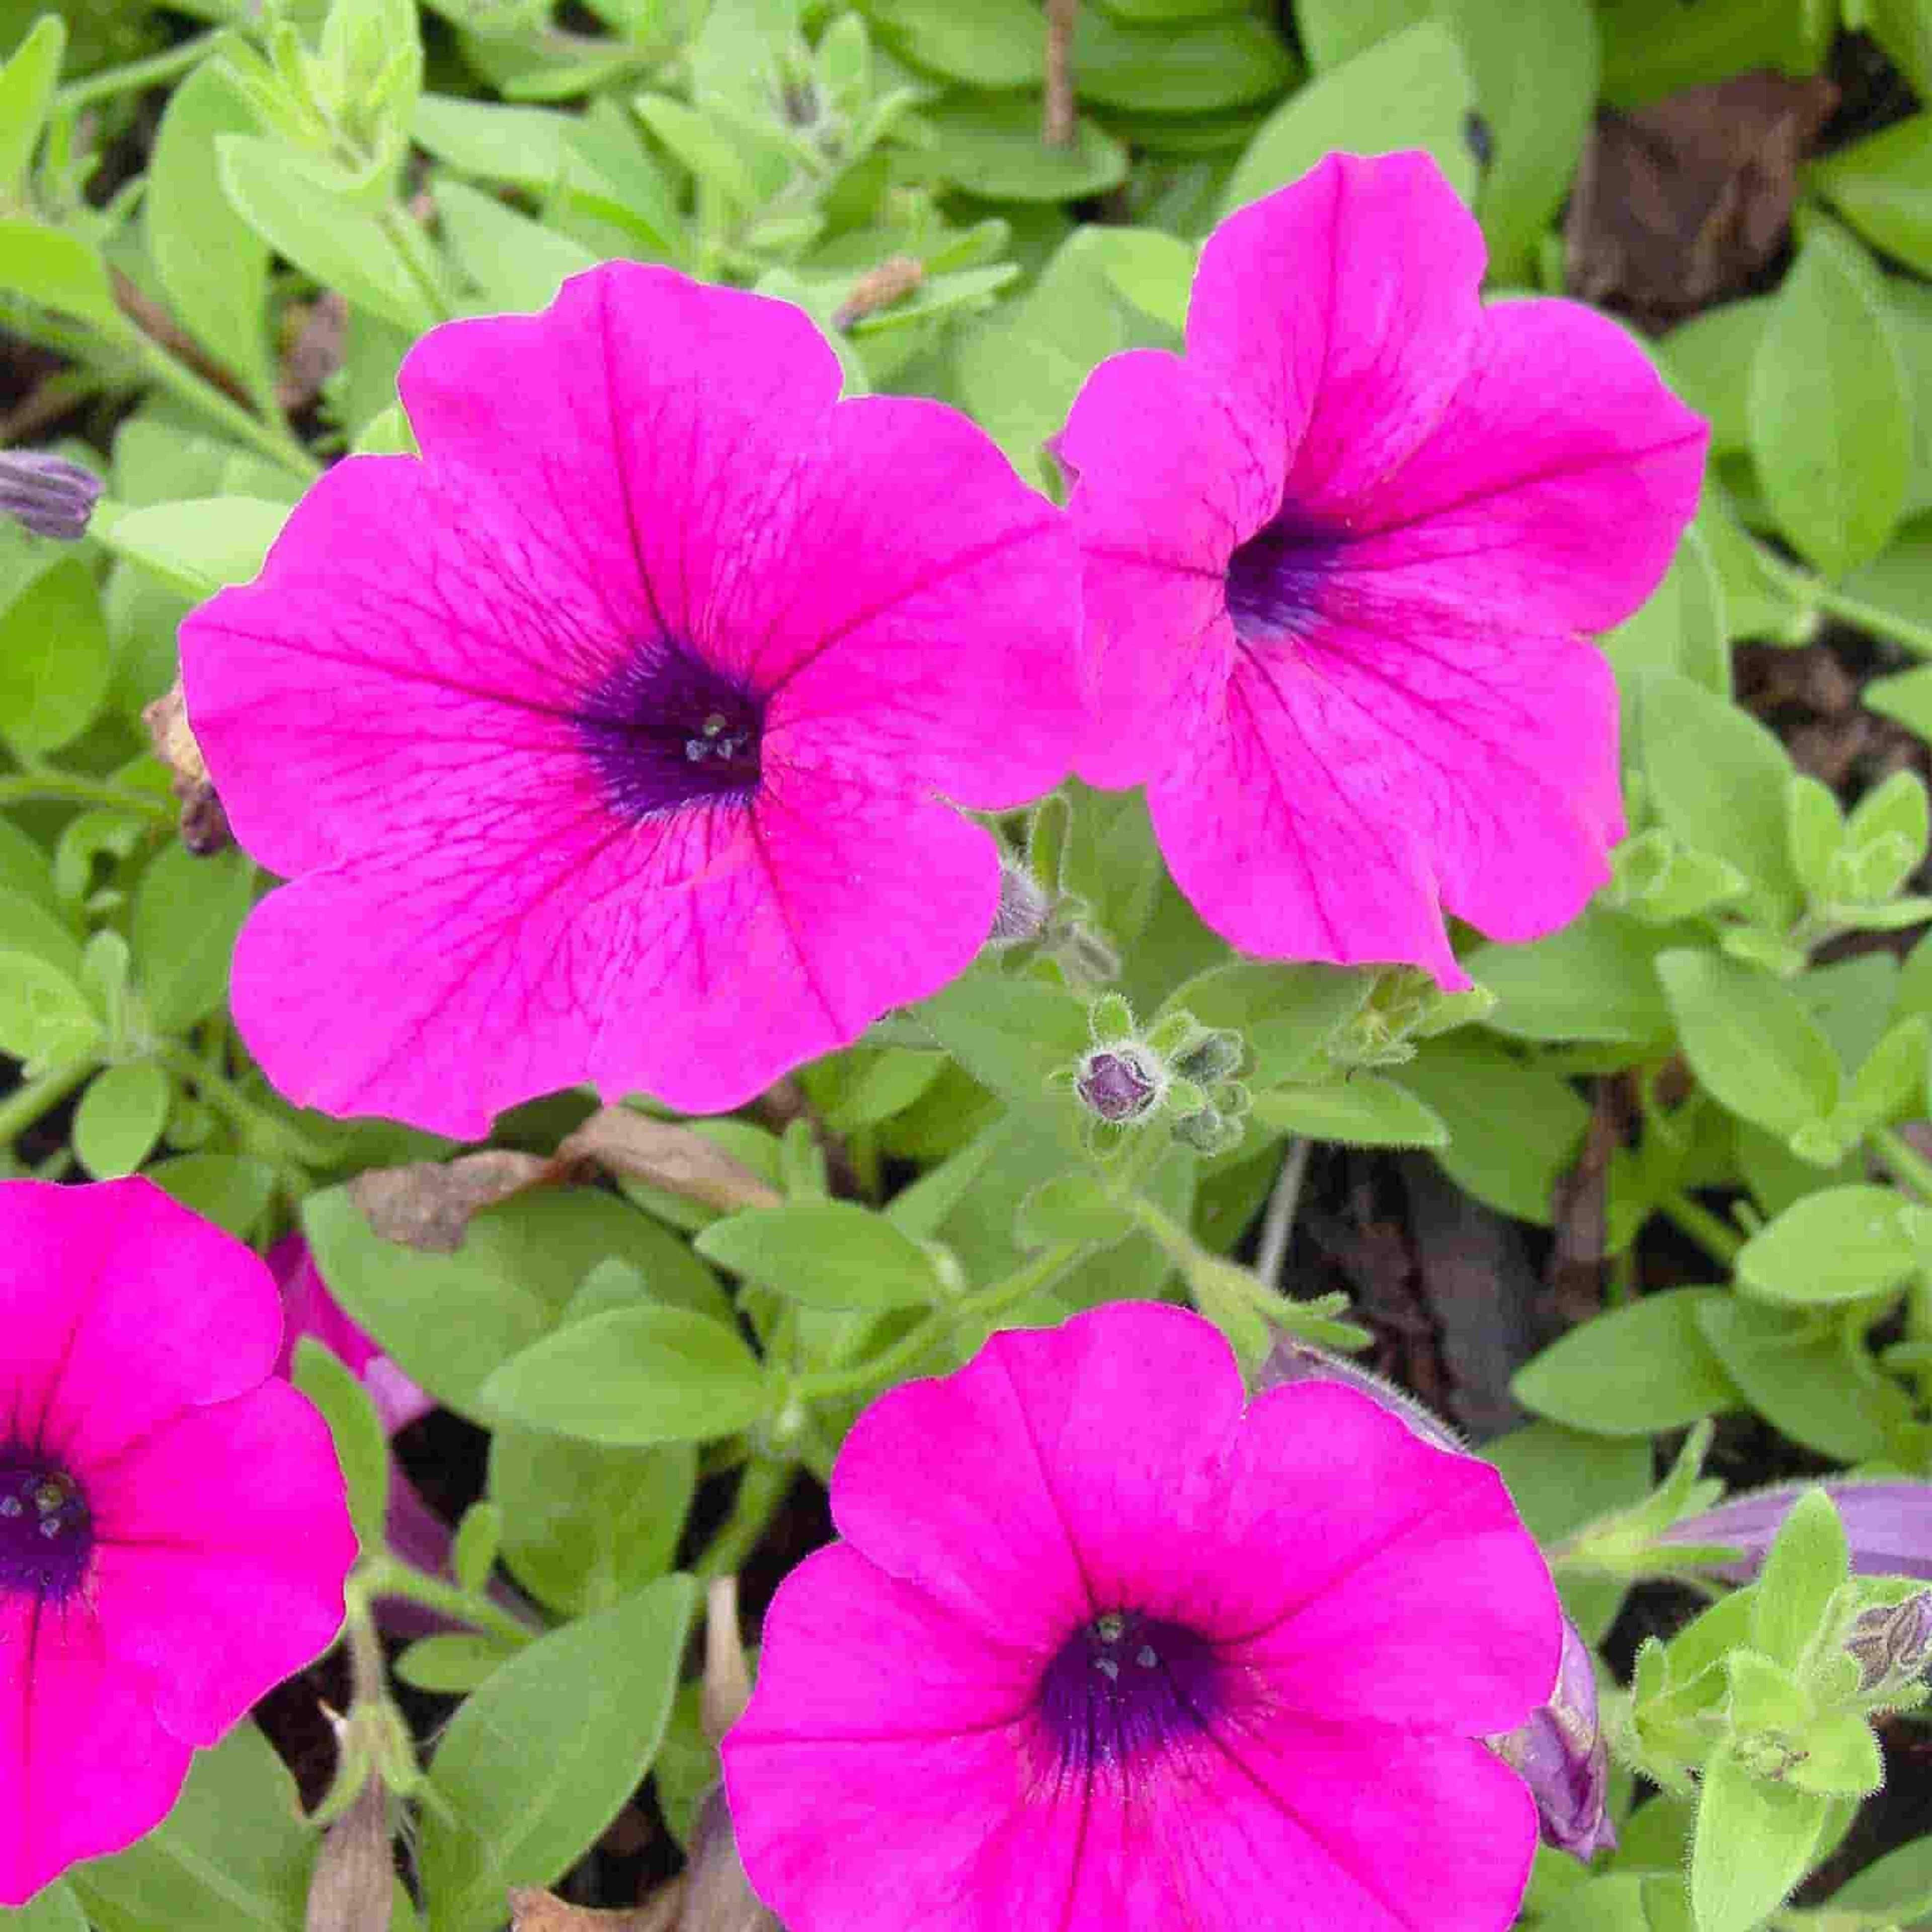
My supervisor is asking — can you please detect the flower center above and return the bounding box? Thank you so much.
[574,640,765,820]
[1224,509,1345,646]
[1036,1609,1222,1770]
[0,1448,93,1603]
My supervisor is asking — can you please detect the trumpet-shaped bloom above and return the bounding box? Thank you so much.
[183,266,1082,1137]
[724,1303,1561,1930]
[0,1179,355,1905]
[1056,150,1708,984]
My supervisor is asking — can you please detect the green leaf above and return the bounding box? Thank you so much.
[1689,1745,1829,1932]
[0,1880,87,1931]
[69,1723,312,1932]
[0,950,102,1071]
[1075,11,1298,113]
[146,64,276,410]
[0,219,130,337]
[1467,908,1672,1044]
[1292,0,1426,67]
[98,496,289,600]
[1015,1171,1137,1247]
[394,1631,524,1695]
[1735,1185,1921,1307]
[1656,950,1840,1143]
[302,1185,663,1423]
[1695,1297,1896,1463]
[1597,0,1829,107]
[489,1429,694,1616]
[914,968,1092,1105]
[695,1197,942,1310]
[71,1059,170,1179]
[0,16,64,188]
[1661,299,1768,457]
[1249,1074,1447,1147]
[0,556,110,754]
[1749,219,1910,580]
[435,178,599,313]
[916,96,1130,202]
[1788,1711,1884,1797]
[132,843,257,1034]
[0,885,81,983]
[1220,22,1475,220]
[860,0,1046,86]
[479,1306,771,1446]
[452,1499,503,1593]
[631,92,765,209]
[1604,524,1730,697]
[418,1574,697,1932]
[144,1152,277,1239]
[217,137,437,334]
[1639,669,1801,917]
[1751,1487,1849,1669]
[1157,956,1370,1087]
[1512,1288,1741,1436]
[1828,1831,1932,1923]
[1810,111,1932,276]
[1440,0,1598,281]
[1398,1033,1590,1225]
[293,1335,387,1553]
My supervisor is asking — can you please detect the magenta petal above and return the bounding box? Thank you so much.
[830,1303,1245,1642]
[0,1598,192,1908]
[1188,152,1486,516]
[1056,350,1270,788]
[1,1179,282,1470]
[1350,299,1710,633]
[87,1379,355,1742]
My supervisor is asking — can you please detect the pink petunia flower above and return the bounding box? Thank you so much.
[722,1302,1561,1929]
[0,1178,355,1905]
[181,266,1083,1137]
[1055,151,1708,984]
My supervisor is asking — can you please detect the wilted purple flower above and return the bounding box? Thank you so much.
[0,451,102,541]
[1076,1048,1158,1122]
[1656,1480,1932,1585]
[1488,1618,1617,1862]
[1845,1594,1932,1694]
[1256,1338,1615,1864]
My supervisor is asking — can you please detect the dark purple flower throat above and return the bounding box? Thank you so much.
[1037,1609,1223,1770]
[0,1447,92,1602]
[1224,509,1345,647]
[576,639,764,821]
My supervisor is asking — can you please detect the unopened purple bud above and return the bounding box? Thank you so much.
[1257,1339,1614,1861]
[1657,1481,1932,1585]
[1846,1593,1932,1693]
[1491,1618,1617,1863]
[1076,1049,1157,1122]
[0,451,102,541]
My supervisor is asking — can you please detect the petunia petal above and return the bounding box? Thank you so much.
[735,394,1083,812]
[1188,152,1487,517]
[831,1303,1246,1642]
[1147,598,1620,976]
[0,1597,190,1908]
[1344,298,1709,632]
[1055,350,1275,788]
[1149,1718,1541,1931]
[86,1378,354,1742]
[0,1179,282,1471]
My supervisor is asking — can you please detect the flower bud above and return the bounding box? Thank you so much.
[987,860,1051,946]
[1845,1592,1932,1694]
[1076,1049,1159,1123]
[1656,1480,1932,1585]
[0,451,102,542]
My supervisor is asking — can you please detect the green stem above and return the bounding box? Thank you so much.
[0,1059,95,1148]
[137,342,319,481]
[792,1240,1088,1405]
[1875,1126,1932,1204]
[357,1553,540,1648]
[157,1043,339,1169]
[1662,1190,1745,1266]
[697,1457,794,1579]
[53,30,221,111]
[382,204,455,329]
[1754,544,1932,660]
[0,772,175,819]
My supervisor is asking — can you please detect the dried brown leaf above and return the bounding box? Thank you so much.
[508,1888,680,1932]
[558,1109,781,1214]
[142,679,234,854]
[677,1790,782,1932]
[1565,73,1837,320]
[350,1152,552,1254]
